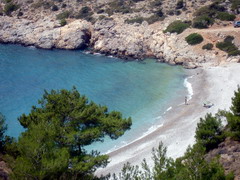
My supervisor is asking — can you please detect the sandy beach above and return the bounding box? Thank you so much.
[96,62,240,177]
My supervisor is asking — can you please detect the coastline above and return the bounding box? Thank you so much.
[96,62,240,176]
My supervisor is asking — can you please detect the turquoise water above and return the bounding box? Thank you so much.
[0,44,186,153]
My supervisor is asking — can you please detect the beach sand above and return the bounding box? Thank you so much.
[96,62,240,177]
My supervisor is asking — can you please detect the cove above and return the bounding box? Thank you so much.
[0,44,186,153]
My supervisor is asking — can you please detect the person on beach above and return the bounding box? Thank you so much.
[185,96,188,105]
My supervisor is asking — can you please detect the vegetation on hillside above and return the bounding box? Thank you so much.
[202,43,214,50]
[164,20,191,34]
[112,86,240,179]
[1,87,240,179]
[185,33,204,45]
[0,87,131,179]
[1,0,239,27]
[193,2,236,29]
[3,0,19,16]
[0,113,7,152]
[216,36,240,56]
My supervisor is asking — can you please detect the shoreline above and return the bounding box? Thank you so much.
[102,70,191,155]
[96,62,240,177]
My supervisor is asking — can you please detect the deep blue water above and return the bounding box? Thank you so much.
[0,44,186,153]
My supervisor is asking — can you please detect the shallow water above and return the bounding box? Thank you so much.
[0,44,187,153]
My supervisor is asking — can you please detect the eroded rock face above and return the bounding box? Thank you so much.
[0,16,223,68]
[91,19,207,68]
[206,138,240,179]
[0,16,91,50]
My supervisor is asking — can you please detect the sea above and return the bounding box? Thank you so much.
[0,44,190,153]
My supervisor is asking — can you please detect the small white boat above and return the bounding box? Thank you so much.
[203,101,214,108]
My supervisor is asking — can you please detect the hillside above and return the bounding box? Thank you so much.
[0,0,239,68]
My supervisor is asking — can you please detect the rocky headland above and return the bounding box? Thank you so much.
[0,0,240,68]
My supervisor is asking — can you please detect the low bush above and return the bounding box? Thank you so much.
[195,113,224,152]
[125,17,144,24]
[193,2,236,28]
[176,0,184,9]
[150,0,163,7]
[164,20,190,34]
[145,14,164,24]
[61,4,67,8]
[202,43,213,50]
[107,1,132,14]
[217,12,236,21]
[224,35,234,43]
[192,15,214,29]
[230,0,240,12]
[59,19,67,26]
[216,36,240,56]
[75,6,95,22]
[185,33,204,45]
[224,86,240,140]
[194,5,215,17]
[4,2,18,15]
[51,5,59,11]
[56,11,70,20]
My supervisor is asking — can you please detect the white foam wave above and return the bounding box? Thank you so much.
[28,46,36,50]
[184,76,193,101]
[93,52,102,56]
[163,106,172,115]
[166,106,172,112]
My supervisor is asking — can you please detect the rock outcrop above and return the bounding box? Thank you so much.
[206,138,240,180]
[0,16,91,50]
[91,19,214,68]
[0,15,239,68]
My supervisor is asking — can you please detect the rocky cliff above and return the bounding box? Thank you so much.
[0,0,240,69]
[206,138,240,180]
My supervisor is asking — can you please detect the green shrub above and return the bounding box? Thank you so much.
[145,14,164,24]
[194,5,215,17]
[56,11,70,20]
[185,33,204,45]
[217,12,236,21]
[228,50,240,56]
[155,8,164,17]
[4,2,18,15]
[193,15,214,29]
[176,0,184,9]
[0,113,7,151]
[164,20,190,34]
[193,2,235,27]
[75,6,95,22]
[216,42,236,52]
[108,1,132,14]
[195,113,224,152]
[224,35,234,43]
[61,3,67,8]
[230,0,240,11]
[202,43,213,50]
[150,0,163,7]
[216,36,240,56]
[224,86,240,140]
[125,17,144,24]
[51,4,58,11]
[59,19,67,26]
[76,6,92,18]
